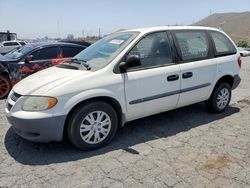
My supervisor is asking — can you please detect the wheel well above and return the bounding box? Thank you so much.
[63,96,123,140]
[215,75,234,88]
[0,72,9,80]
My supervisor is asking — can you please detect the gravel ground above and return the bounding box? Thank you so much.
[0,57,249,188]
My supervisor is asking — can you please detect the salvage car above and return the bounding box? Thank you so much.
[0,42,86,98]
[238,47,250,57]
[0,40,26,55]
[59,40,91,47]
[5,26,241,150]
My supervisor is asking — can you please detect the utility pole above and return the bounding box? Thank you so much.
[82,29,85,38]
[210,9,213,16]
[57,20,61,39]
[219,21,226,30]
[98,28,101,38]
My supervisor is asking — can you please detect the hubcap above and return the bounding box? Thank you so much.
[216,88,230,110]
[80,111,111,144]
[0,76,10,98]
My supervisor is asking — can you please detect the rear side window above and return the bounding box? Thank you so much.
[62,47,83,57]
[210,31,236,55]
[19,42,26,46]
[3,42,19,46]
[31,47,59,60]
[174,31,209,61]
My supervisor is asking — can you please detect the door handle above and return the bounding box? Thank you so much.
[167,74,179,81]
[182,72,193,79]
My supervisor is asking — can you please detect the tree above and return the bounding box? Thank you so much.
[237,40,248,48]
[67,34,74,40]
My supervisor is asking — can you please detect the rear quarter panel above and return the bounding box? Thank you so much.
[209,53,240,96]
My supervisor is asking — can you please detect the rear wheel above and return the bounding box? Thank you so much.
[67,101,118,150]
[0,75,11,99]
[207,82,231,113]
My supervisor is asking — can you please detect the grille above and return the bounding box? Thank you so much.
[7,92,22,111]
[7,103,13,111]
[10,92,22,102]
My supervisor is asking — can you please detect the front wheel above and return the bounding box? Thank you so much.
[67,101,118,150]
[206,82,231,113]
[0,75,11,99]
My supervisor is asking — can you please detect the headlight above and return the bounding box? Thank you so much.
[22,96,58,111]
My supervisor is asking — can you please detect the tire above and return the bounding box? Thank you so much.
[0,75,11,99]
[67,101,118,150]
[206,82,231,113]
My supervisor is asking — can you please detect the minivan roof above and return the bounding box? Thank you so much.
[119,26,220,34]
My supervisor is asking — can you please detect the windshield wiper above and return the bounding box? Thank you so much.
[70,58,91,70]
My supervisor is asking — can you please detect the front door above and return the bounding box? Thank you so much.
[123,31,181,121]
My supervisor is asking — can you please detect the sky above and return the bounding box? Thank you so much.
[0,0,249,39]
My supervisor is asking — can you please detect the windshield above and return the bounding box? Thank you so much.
[4,45,34,59]
[71,32,139,71]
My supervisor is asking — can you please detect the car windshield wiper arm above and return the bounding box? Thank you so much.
[70,58,91,70]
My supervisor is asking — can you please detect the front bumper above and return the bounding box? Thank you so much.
[232,75,241,90]
[5,91,67,142]
[6,115,66,142]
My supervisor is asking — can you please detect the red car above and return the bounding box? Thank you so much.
[0,42,87,98]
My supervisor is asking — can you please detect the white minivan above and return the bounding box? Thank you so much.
[5,26,241,150]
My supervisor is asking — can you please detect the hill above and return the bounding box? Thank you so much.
[192,12,250,44]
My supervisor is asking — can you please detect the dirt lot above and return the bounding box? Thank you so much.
[0,57,250,188]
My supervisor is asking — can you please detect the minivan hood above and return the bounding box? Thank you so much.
[13,67,91,95]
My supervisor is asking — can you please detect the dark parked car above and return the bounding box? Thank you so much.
[0,42,86,98]
[59,40,91,47]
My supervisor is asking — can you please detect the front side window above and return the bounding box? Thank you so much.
[127,32,173,70]
[175,31,209,61]
[4,42,19,46]
[210,31,236,55]
[31,47,59,60]
[19,42,26,46]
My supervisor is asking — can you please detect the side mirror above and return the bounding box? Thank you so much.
[119,55,141,72]
[24,55,34,63]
